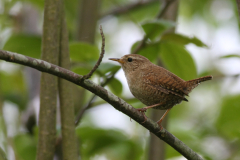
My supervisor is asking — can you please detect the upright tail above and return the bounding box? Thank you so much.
[184,75,213,94]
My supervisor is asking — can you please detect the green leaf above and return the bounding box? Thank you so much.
[72,62,119,77]
[161,33,207,47]
[76,127,143,160]
[77,127,126,157]
[131,41,159,62]
[219,54,240,59]
[215,95,240,139]
[141,20,175,41]
[13,134,37,160]
[108,78,123,96]
[121,2,159,22]
[98,63,121,75]
[159,42,197,80]
[0,71,28,110]
[3,34,41,58]
[71,64,93,76]
[26,0,44,8]
[69,42,99,62]
[0,147,7,160]
[9,0,44,9]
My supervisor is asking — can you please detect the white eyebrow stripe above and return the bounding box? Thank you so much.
[127,56,144,61]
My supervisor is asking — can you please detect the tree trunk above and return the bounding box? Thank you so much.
[37,0,61,159]
[58,1,78,159]
[76,0,101,43]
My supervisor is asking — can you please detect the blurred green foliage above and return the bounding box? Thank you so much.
[70,42,99,62]
[70,42,100,75]
[76,126,143,160]
[97,63,121,76]
[142,20,175,41]
[0,71,28,110]
[0,147,7,160]
[13,134,37,160]
[131,41,159,62]
[0,0,240,160]
[3,34,41,58]
[220,54,240,59]
[161,33,208,47]
[160,42,197,80]
[107,77,123,96]
[216,95,240,139]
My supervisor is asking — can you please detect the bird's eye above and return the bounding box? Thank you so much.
[127,58,132,62]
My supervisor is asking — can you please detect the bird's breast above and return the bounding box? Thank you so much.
[125,70,155,105]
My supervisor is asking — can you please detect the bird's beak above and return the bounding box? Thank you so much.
[109,58,124,64]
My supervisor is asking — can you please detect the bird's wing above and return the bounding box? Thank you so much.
[142,67,188,101]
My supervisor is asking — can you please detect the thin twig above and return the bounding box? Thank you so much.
[75,72,117,125]
[75,95,97,125]
[83,25,105,79]
[0,50,204,160]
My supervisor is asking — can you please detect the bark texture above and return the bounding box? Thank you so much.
[77,0,101,43]
[58,3,78,159]
[36,0,61,159]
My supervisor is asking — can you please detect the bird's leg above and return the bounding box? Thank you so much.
[157,108,172,131]
[137,102,164,123]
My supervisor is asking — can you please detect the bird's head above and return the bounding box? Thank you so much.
[109,54,151,73]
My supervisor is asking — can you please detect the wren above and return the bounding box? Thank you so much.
[109,54,212,130]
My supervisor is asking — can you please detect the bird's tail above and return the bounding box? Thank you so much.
[184,75,213,94]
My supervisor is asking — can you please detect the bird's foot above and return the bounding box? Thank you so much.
[157,120,164,132]
[137,107,148,112]
[137,108,148,123]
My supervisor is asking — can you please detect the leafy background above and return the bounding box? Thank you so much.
[0,0,240,160]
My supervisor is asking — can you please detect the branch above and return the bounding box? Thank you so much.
[83,25,105,79]
[236,0,240,22]
[100,0,158,18]
[75,94,96,125]
[75,25,107,125]
[156,0,175,18]
[0,50,203,160]
[75,71,116,125]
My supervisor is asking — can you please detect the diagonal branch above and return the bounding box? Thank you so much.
[0,50,203,160]
[157,0,176,18]
[75,71,116,126]
[100,0,158,18]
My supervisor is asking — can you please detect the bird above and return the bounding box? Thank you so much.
[109,54,212,130]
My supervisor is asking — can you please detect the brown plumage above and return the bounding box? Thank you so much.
[109,54,212,130]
